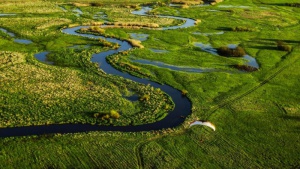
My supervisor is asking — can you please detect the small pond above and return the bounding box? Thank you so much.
[14,39,33,44]
[150,48,169,53]
[34,52,54,65]
[0,28,15,37]
[132,58,213,73]
[194,42,259,68]
[129,33,149,41]
[0,28,33,44]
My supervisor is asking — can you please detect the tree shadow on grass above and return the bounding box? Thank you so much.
[263,3,300,7]
[216,27,232,31]
[257,38,300,44]
[248,45,278,50]
[247,38,299,50]
[280,115,300,121]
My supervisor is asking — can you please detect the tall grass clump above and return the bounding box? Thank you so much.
[127,39,144,48]
[170,0,204,5]
[72,3,90,7]
[181,89,188,96]
[88,26,106,34]
[93,110,120,120]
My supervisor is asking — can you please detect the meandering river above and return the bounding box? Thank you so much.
[0,6,259,137]
[0,7,196,137]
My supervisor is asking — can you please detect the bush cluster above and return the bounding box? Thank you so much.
[217,46,246,57]
[233,64,258,72]
[181,89,188,96]
[89,26,105,34]
[140,94,150,101]
[277,41,292,52]
[94,110,120,120]
[90,2,103,7]
[231,26,255,32]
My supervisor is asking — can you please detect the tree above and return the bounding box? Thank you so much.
[110,110,120,119]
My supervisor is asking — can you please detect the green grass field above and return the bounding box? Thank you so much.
[0,0,299,168]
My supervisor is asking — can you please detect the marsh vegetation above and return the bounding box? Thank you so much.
[0,0,299,168]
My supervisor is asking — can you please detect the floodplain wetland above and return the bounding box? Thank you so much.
[0,0,300,168]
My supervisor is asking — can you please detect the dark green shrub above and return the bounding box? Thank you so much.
[217,46,246,57]
[234,46,246,56]
[140,94,150,101]
[232,26,255,32]
[102,114,110,120]
[285,3,300,7]
[110,110,120,119]
[181,89,188,96]
[90,2,103,6]
[277,41,292,52]
[93,113,100,118]
[233,64,258,72]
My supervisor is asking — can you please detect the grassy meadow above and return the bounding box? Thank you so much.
[0,0,299,168]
